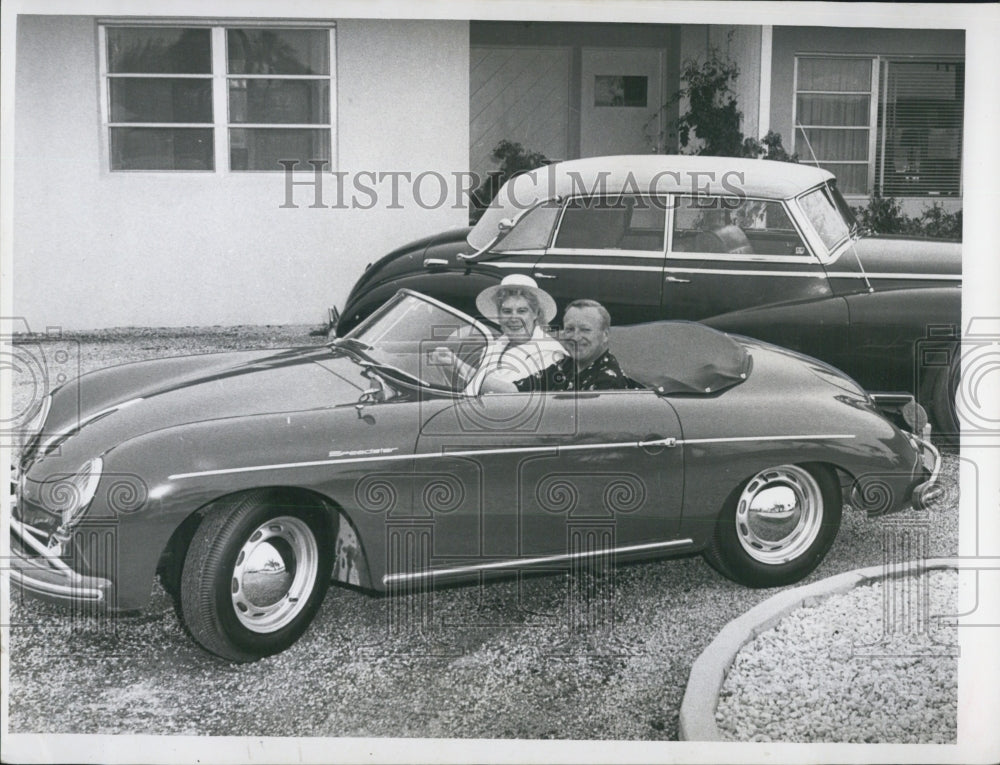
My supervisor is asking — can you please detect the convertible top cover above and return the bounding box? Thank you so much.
[614,321,751,395]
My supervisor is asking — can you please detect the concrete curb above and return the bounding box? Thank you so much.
[677,557,960,741]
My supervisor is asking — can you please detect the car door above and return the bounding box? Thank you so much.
[663,193,851,370]
[413,388,684,570]
[524,195,668,325]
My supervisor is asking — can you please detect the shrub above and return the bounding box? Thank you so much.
[852,196,962,240]
[470,140,549,224]
[650,44,796,162]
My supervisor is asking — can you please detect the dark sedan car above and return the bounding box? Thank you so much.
[335,156,961,432]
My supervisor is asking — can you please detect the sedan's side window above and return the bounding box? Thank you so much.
[493,201,562,253]
[553,195,667,252]
[671,196,809,257]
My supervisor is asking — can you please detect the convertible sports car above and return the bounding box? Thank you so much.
[334,156,961,433]
[11,291,938,662]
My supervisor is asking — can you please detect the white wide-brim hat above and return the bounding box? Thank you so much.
[476,273,558,325]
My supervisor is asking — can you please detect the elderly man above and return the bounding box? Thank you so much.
[513,299,632,392]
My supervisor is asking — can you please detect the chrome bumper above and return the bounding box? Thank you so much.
[9,518,113,605]
[911,433,943,508]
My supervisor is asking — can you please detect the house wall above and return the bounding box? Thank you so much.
[469,21,682,172]
[14,16,470,329]
[769,26,964,215]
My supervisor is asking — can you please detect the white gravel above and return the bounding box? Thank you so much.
[716,568,958,743]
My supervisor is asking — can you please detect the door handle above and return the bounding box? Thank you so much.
[533,272,557,280]
[664,275,691,283]
[423,258,449,268]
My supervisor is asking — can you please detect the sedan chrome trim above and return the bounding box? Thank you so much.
[490,260,959,282]
[824,271,961,281]
[167,434,853,481]
[382,538,696,584]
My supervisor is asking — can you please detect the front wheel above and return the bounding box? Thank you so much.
[703,463,841,588]
[180,492,334,662]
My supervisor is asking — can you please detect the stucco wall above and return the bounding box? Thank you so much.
[14,16,470,329]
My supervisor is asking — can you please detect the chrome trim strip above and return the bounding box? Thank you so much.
[495,262,824,278]
[167,434,852,481]
[7,570,107,602]
[382,538,696,584]
[493,261,958,282]
[680,434,855,445]
[825,271,961,281]
[168,436,679,480]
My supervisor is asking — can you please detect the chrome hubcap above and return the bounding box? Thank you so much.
[231,516,319,633]
[735,465,823,565]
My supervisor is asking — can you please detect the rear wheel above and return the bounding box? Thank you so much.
[180,491,334,662]
[704,463,841,588]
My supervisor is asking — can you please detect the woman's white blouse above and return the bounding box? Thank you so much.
[464,326,566,394]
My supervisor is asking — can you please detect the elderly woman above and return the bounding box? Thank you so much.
[431,274,566,394]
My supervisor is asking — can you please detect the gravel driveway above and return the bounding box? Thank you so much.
[6,327,959,740]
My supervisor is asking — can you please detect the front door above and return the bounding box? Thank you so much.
[414,389,684,567]
[580,48,663,157]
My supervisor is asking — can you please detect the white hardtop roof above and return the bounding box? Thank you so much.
[470,155,834,249]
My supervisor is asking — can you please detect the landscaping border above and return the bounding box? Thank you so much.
[678,557,961,741]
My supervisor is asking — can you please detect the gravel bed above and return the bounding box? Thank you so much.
[5,326,960,740]
[716,568,958,743]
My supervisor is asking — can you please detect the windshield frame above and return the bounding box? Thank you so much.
[342,290,494,395]
[792,181,856,263]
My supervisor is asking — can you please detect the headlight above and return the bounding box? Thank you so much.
[41,457,103,529]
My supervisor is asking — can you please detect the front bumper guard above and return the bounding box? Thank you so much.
[911,432,942,509]
[9,518,113,605]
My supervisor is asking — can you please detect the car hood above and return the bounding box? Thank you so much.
[837,235,961,278]
[26,347,372,471]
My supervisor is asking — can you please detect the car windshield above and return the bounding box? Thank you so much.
[343,291,491,393]
[797,183,853,254]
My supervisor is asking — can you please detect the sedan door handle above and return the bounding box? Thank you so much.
[423,258,449,268]
[665,275,691,283]
[533,272,557,280]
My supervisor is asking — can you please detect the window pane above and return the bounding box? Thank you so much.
[110,78,213,123]
[107,28,211,73]
[229,128,331,171]
[227,29,329,75]
[799,128,869,162]
[796,94,869,126]
[494,202,561,252]
[797,58,871,92]
[554,197,665,251]
[228,80,329,124]
[798,187,852,249]
[879,61,963,196]
[817,163,869,196]
[672,197,805,256]
[110,127,214,170]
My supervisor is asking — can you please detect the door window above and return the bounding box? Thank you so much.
[553,196,667,252]
[671,196,809,258]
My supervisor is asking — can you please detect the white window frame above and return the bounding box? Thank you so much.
[793,53,964,199]
[98,20,337,174]
[792,54,879,198]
